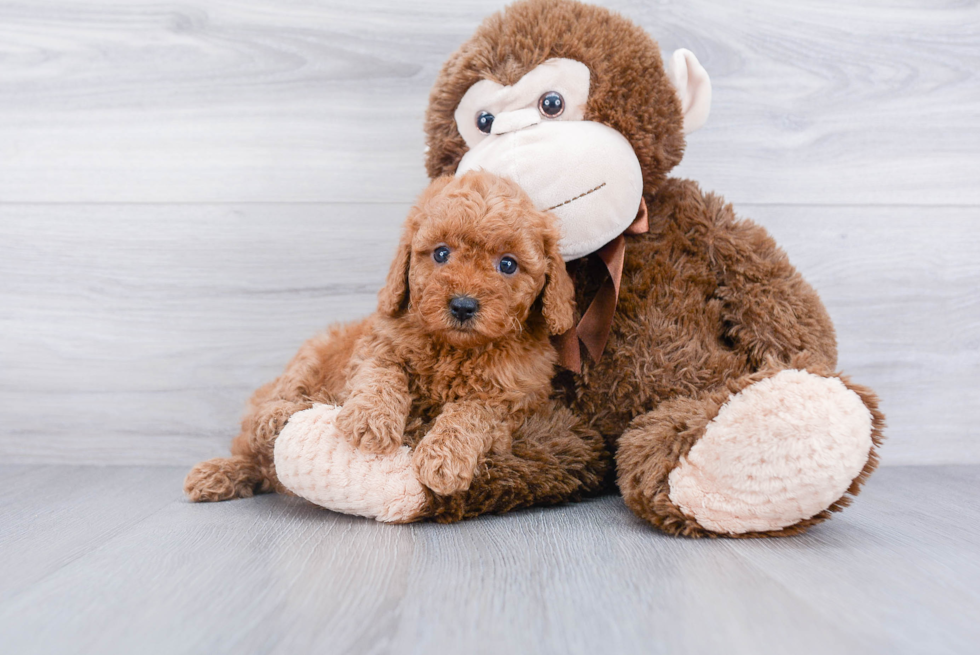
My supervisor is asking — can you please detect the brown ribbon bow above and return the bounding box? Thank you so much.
[553,198,649,373]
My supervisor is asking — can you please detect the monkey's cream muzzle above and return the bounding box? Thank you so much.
[452,54,711,367]
[453,58,643,261]
[457,120,643,261]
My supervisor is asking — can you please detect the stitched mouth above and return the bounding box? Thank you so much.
[545,182,607,212]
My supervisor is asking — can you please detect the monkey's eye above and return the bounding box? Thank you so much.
[497,256,518,276]
[432,245,451,264]
[538,92,564,117]
[476,111,494,134]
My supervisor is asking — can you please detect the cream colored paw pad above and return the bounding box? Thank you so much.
[667,370,873,534]
[274,404,426,523]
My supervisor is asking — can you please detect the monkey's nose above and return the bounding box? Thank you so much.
[490,107,541,135]
[449,296,480,322]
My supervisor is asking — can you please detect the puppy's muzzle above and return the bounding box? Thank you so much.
[448,295,480,323]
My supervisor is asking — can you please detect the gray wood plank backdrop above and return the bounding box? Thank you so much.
[1,0,978,466]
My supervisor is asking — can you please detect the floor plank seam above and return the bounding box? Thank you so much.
[0,494,186,611]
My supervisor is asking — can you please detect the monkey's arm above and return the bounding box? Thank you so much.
[705,194,838,370]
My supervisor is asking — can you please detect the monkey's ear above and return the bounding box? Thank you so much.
[666,49,712,134]
[540,234,577,335]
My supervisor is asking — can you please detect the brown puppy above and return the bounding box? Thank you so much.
[184,170,587,504]
[333,171,575,495]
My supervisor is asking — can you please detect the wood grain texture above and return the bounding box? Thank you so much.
[1,3,975,650]
[0,464,978,654]
[0,465,184,604]
[2,203,977,465]
[0,0,977,204]
[0,203,402,465]
[1,2,978,466]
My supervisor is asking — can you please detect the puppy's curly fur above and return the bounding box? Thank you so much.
[335,171,575,495]
[185,171,585,501]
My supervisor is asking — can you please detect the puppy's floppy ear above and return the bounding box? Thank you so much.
[540,229,576,335]
[377,222,414,316]
[378,176,454,316]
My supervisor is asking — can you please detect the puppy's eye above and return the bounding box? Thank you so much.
[432,245,451,264]
[497,256,518,276]
[476,111,494,134]
[538,92,564,117]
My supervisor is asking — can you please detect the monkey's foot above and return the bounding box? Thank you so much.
[274,404,428,523]
[667,370,875,534]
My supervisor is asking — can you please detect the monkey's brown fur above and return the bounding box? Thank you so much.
[186,172,610,507]
[421,0,884,536]
[188,0,883,536]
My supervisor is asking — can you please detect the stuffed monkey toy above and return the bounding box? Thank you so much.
[186,0,884,537]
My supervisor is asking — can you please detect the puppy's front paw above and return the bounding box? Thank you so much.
[335,395,404,455]
[412,436,477,496]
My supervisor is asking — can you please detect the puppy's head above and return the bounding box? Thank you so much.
[378,171,575,348]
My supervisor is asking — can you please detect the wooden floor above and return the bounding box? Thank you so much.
[1,465,978,654]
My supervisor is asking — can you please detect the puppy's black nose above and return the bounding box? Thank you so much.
[449,296,480,322]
